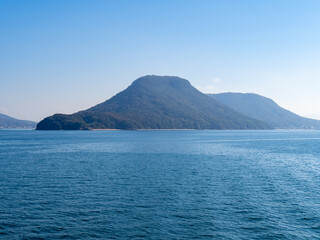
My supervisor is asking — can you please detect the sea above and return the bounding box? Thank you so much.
[0,130,320,239]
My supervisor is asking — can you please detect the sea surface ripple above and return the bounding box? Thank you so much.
[1,130,320,239]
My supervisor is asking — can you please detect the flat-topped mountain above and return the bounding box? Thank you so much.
[36,76,270,130]
[0,113,37,129]
[209,93,320,129]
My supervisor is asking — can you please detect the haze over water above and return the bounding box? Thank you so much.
[1,130,320,239]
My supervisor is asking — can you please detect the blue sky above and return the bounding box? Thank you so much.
[1,0,320,121]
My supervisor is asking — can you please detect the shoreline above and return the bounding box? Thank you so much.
[91,128,198,131]
[90,128,299,131]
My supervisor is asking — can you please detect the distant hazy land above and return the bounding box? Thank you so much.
[209,93,320,129]
[0,113,36,129]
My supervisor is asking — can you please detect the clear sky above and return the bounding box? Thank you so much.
[1,0,320,121]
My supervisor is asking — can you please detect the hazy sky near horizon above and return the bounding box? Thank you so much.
[1,0,320,121]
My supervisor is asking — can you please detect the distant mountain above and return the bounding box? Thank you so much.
[36,76,270,130]
[0,113,37,129]
[209,93,320,129]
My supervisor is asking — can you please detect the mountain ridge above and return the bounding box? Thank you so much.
[209,92,320,129]
[36,75,270,130]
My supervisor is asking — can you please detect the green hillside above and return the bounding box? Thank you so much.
[36,76,270,130]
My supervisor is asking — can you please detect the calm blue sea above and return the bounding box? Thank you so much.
[1,130,320,239]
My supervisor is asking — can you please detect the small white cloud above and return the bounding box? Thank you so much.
[213,77,221,83]
[196,77,222,93]
[204,85,215,91]
[196,85,215,93]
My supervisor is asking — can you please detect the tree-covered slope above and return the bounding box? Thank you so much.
[36,76,270,130]
[0,113,37,129]
[209,93,320,129]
